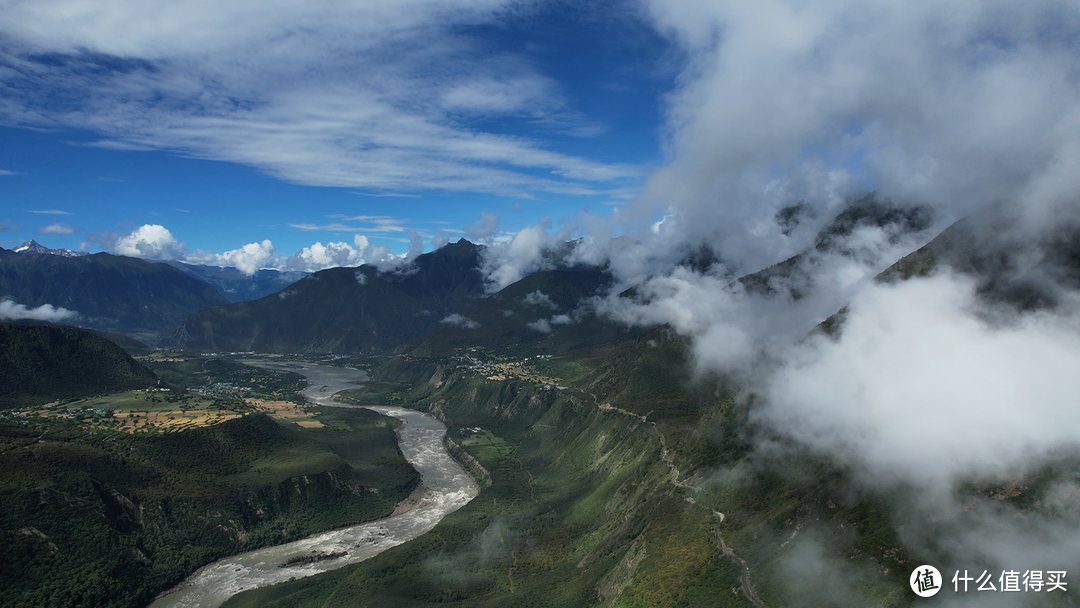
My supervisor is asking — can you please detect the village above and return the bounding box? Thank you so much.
[453,350,567,390]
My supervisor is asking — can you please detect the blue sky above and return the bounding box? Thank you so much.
[0,1,674,270]
[2,0,1078,277]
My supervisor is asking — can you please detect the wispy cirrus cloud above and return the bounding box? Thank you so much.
[38,222,75,235]
[27,209,71,215]
[0,0,639,198]
[289,223,368,233]
[289,214,457,235]
[290,221,408,234]
[351,191,422,198]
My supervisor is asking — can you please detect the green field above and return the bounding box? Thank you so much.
[460,429,513,459]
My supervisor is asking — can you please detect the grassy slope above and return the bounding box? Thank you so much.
[225,376,731,608]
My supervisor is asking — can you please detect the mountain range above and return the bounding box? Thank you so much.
[10,240,87,258]
[163,238,486,353]
[0,249,230,343]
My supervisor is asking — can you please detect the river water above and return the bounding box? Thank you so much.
[148,361,478,608]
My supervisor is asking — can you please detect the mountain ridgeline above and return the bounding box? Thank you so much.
[0,249,230,343]
[164,198,939,355]
[164,239,488,353]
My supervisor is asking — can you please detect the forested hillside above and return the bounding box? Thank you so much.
[0,407,417,608]
[0,323,160,407]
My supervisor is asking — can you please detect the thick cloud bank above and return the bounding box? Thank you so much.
[762,272,1080,492]
[636,0,1080,269]
[110,224,186,261]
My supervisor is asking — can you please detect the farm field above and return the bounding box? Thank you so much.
[20,391,333,433]
[20,389,249,433]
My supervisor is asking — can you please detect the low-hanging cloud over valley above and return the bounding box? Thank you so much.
[0,297,78,323]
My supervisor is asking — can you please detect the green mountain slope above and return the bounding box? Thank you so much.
[0,323,160,407]
[406,267,644,359]
[0,250,229,343]
[164,239,487,353]
[877,209,1080,307]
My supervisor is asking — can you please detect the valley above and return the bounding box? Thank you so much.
[0,350,420,608]
[148,364,477,608]
[2,201,1079,608]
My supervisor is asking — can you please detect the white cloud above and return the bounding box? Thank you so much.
[430,230,452,249]
[111,224,187,260]
[0,297,78,323]
[526,318,551,333]
[0,1,637,198]
[441,75,554,114]
[283,240,366,272]
[760,271,1080,494]
[38,223,75,235]
[522,290,555,308]
[464,211,500,243]
[94,223,420,274]
[441,313,479,329]
[278,233,413,273]
[629,0,1080,275]
[27,209,71,215]
[187,239,276,275]
[480,218,577,291]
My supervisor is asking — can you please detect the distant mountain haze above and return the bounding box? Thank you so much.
[166,261,309,303]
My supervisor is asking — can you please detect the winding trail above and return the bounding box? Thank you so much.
[147,362,479,608]
[713,512,768,608]
[590,391,768,608]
